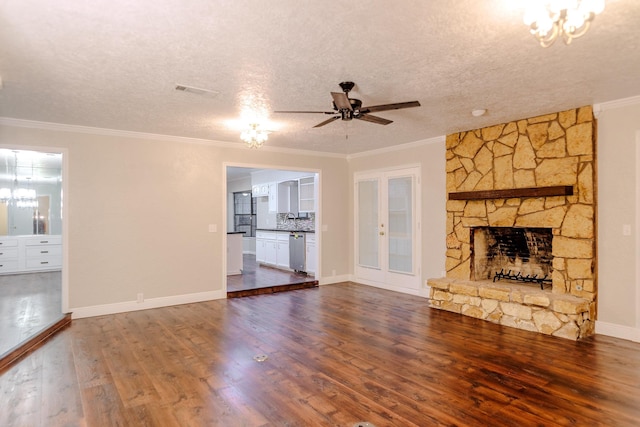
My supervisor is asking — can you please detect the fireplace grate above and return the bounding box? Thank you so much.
[493,268,551,289]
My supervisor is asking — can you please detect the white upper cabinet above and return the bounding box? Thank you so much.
[252,183,270,197]
[298,176,316,213]
[268,182,277,213]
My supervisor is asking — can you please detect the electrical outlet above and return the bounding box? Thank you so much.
[137,293,144,303]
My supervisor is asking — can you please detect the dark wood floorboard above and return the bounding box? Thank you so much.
[227,253,316,297]
[0,272,64,356]
[1,282,639,426]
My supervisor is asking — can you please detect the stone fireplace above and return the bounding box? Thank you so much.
[428,106,596,340]
[472,227,553,286]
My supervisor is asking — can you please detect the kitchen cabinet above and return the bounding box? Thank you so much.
[305,233,316,275]
[256,233,267,263]
[265,238,277,265]
[257,231,277,265]
[268,182,277,213]
[276,233,289,269]
[256,230,277,265]
[299,176,316,213]
[252,183,269,197]
[256,230,291,270]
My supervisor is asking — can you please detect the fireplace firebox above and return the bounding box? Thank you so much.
[471,227,553,289]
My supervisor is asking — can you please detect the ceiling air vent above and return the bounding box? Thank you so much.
[175,84,219,97]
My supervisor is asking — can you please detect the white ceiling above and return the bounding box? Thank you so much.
[1,1,639,155]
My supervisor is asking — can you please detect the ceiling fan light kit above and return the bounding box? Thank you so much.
[275,81,421,128]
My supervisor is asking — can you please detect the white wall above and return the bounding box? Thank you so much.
[596,99,640,342]
[0,122,351,317]
[347,137,447,294]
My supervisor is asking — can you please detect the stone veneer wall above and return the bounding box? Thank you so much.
[428,106,596,340]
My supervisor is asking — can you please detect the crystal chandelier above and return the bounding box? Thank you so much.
[523,0,605,47]
[240,123,268,149]
[0,187,38,208]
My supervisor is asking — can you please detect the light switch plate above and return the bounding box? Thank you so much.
[209,224,217,233]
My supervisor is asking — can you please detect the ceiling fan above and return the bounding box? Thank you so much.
[274,81,421,128]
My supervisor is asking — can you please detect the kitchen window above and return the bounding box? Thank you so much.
[233,191,256,237]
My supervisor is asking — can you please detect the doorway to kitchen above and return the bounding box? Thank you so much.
[225,166,319,297]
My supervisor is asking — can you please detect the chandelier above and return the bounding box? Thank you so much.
[240,123,268,149]
[0,187,38,208]
[523,0,605,47]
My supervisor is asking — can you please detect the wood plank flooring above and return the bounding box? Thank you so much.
[227,254,317,297]
[2,282,640,426]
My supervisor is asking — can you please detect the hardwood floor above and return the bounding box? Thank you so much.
[227,254,317,297]
[0,272,64,356]
[1,282,639,426]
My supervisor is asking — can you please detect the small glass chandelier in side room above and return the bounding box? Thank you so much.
[523,0,605,47]
[240,123,268,149]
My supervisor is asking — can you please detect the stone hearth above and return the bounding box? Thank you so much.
[428,106,597,340]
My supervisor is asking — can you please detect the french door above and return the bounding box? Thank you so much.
[354,166,421,292]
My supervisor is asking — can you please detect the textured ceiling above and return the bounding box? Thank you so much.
[1,0,639,155]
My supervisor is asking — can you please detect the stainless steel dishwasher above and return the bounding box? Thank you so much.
[289,232,306,272]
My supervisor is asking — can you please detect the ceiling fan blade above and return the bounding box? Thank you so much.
[331,92,352,110]
[356,114,393,125]
[313,116,340,128]
[362,100,421,113]
[274,110,334,114]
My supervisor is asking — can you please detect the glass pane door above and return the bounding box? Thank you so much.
[388,176,413,274]
[354,166,420,292]
[357,179,379,269]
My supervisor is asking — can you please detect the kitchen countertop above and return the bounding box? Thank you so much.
[256,228,315,233]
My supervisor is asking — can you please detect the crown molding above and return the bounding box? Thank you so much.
[0,117,347,159]
[594,95,640,115]
[346,134,445,160]
[0,116,232,146]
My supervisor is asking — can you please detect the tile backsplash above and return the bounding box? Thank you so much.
[276,213,315,231]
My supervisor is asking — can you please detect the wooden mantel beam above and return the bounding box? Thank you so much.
[448,185,574,201]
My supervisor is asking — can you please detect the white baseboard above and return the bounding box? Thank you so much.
[595,320,640,343]
[318,274,351,285]
[70,290,226,319]
[348,276,428,298]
